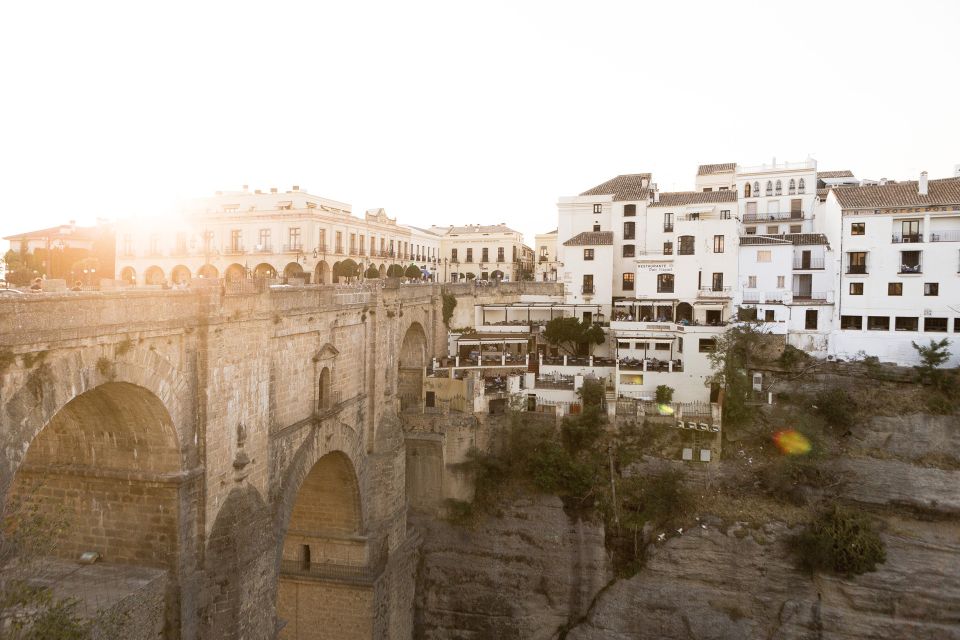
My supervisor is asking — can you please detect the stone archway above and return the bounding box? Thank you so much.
[145,265,165,285]
[198,263,219,279]
[284,262,304,283]
[171,264,191,284]
[225,263,246,282]
[315,260,331,285]
[120,266,136,285]
[254,262,278,279]
[276,451,375,640]
[398,322,428,410]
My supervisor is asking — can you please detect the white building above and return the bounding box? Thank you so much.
[825,173,960,366]
[113,186,438,285]
[534,230,559,282]
[430,223,530,283]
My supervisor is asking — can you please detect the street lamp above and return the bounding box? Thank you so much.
[82,267,96,287]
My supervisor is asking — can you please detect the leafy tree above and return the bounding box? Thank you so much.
[912,338,951,386]
[364,265,380,279]
[707,322,776,429]
[334,259,359,280]
[543,317,605,355]
[561,379,605,454]
[404,264,421,279]
[793,503,886,576]
[3,250,44,286]
[386,264,404,278]
[655,385,674,404]
[441,293,457,326]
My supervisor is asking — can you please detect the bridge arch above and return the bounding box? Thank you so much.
[397,321,428,410]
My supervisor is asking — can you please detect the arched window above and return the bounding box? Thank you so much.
[798,178,806,194]
[754,182,760,196]
[318,367,331,410]
[775,180,782,195]
[788,179,796,195]
[765,181,773,196]
[744,182,752,197]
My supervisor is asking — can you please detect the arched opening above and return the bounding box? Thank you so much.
[491,270,504,281]
[171,264,191,284]
[225,263,246,282]
[676,302,694,323]
[744,182,751,198]
[378,264,386,278]
[398,322,428,411]
[318,367,331,410]
[798,178,806,194]
[197,263,219,279]
[284,262,304,283]
[120,266,136,285]
[788,178,796,195]
[765,180,773,196]
[254,263,278,279]
[278,452,373,640]
[775,179,782,195]
[331,261,341,284]
[315,260,330,284]
[145,265,165,285]
[753,181,760,196]
[8,383,184,635]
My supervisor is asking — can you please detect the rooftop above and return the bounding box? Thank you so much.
[580,174,652,202]
[833,177,960,209]
[563,231,614,246]
[431,223,521,236]
[697,163,736,176]
[739,233,830,246]
[649,190,738,207]
[4,223,99,242]
[817,170,855,179]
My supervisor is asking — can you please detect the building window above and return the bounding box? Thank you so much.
[497,247,504,262]
[657,273,674,293]
[851,222,865,235]
[790,225,802,233]
[149,234,160,256]
[230,229,243,252]
[850,282,864,295]
[868,316,890,331]
[698,338,717,353]
[777,275,785,288]
[895,316,918,331]
[711,272,724,291]
[466,248,473,262]
[840,315,863,330]
[753,181,760,196]
[663,213,674,232]
[258,228,271,251]
[775,180,782,195]
[593,223,601,232]
[720,210,731,220]
[663,241,673,255]
[766,225,779,234]
[756,250,771,263]
[900,250,922,274]
[925,282,939,296]
[765,181,773,196]
[623,221,635,240]
[623,244,635,258]
[481,247,489,262]
[678,235,695,255]
[622,273,635,291]
[899,220,921,243]
[713,235,724,253]
[335,231,343,253]
[888,282,903,296]
[582,274,594,294]
[925,317,948,332]
[847,252,867,274]
[789,179,796,195]
[745,226,756,235]
[451,248,458,262]
[289,227,302,250]
[593,204,602,214]
[764,309,775,322]
[175,232,187,254]
[747,275,757,288]
[744,182,752,197]
[624,204,636,217]
[635,342,649,350]
[798,178,806,194]
[583,249,594,261]
[805,309,818,330]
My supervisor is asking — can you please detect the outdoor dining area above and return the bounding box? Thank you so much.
[618,356,683,373]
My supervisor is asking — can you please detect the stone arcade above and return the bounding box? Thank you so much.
[0,282,444,639]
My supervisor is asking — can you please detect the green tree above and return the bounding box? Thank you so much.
[561,379,605,454]
[364,265,380,279]
[334,259,359,281]
[794,503,886,576]
[912,338,951,386]
[441,293,457,326]
[707,323,775,429]
[543,317,605,355]
[3,250,44,286]
[404,264,421,279]
[386,264,404,278]
[655,385,674,404]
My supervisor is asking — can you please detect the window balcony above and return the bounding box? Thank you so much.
[898,263,922,275]
[792,291,831,302]
[929,231,960,242]
[698,286,732,298]
[223,246,246,255]
[793,256,825,270]
[581,284,595,294]
[846,264,867,275]
[743,211,806,223]
[663,224,674,232]
[282,243,303,253]
[892,233,923,243]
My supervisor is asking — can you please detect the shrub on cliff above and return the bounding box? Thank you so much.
[814,388,857,433]
[441,293,457,326]
[793,503,886,576]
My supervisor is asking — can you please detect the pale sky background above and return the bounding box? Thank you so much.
[1,0,959,252]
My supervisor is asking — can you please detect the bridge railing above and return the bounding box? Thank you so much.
[279,539,388,584]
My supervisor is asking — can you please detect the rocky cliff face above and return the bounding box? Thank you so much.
[413,414,960,639]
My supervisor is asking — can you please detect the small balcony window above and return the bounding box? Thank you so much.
[895,316,918,331]
[840,315,863,330]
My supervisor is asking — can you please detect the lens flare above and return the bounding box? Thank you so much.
[773,429,811,456]
[657,404,674,416]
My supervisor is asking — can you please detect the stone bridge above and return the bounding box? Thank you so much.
[0,282,445,639]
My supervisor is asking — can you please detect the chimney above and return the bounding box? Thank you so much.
[919,171,928,196]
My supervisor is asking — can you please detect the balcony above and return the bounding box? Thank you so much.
[317,244,328,253]
[892,233,923,243]
[663,224,674,232]
[898,263,922,275]
[223,246,246,255]
[282,244,303,253]
[581,284,595,294]
[791,291,832,302]
[698,286,732,298]
[744,211,806,223]
[793,256,825,270]
[846,264,867,275]
[929,230,960,242]
[254,245,273,253]
[335,245,344,254]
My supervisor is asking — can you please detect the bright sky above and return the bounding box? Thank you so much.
[2,0,958,252]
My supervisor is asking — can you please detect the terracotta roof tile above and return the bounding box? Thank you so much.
[739,235,792,246]
[833,177,960,209]
[580,174,651,202]
[562,231,614,246]
[817,170,855,179]
[649,190,738,207]
[697,163,736,176]
[782,233,829,246]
